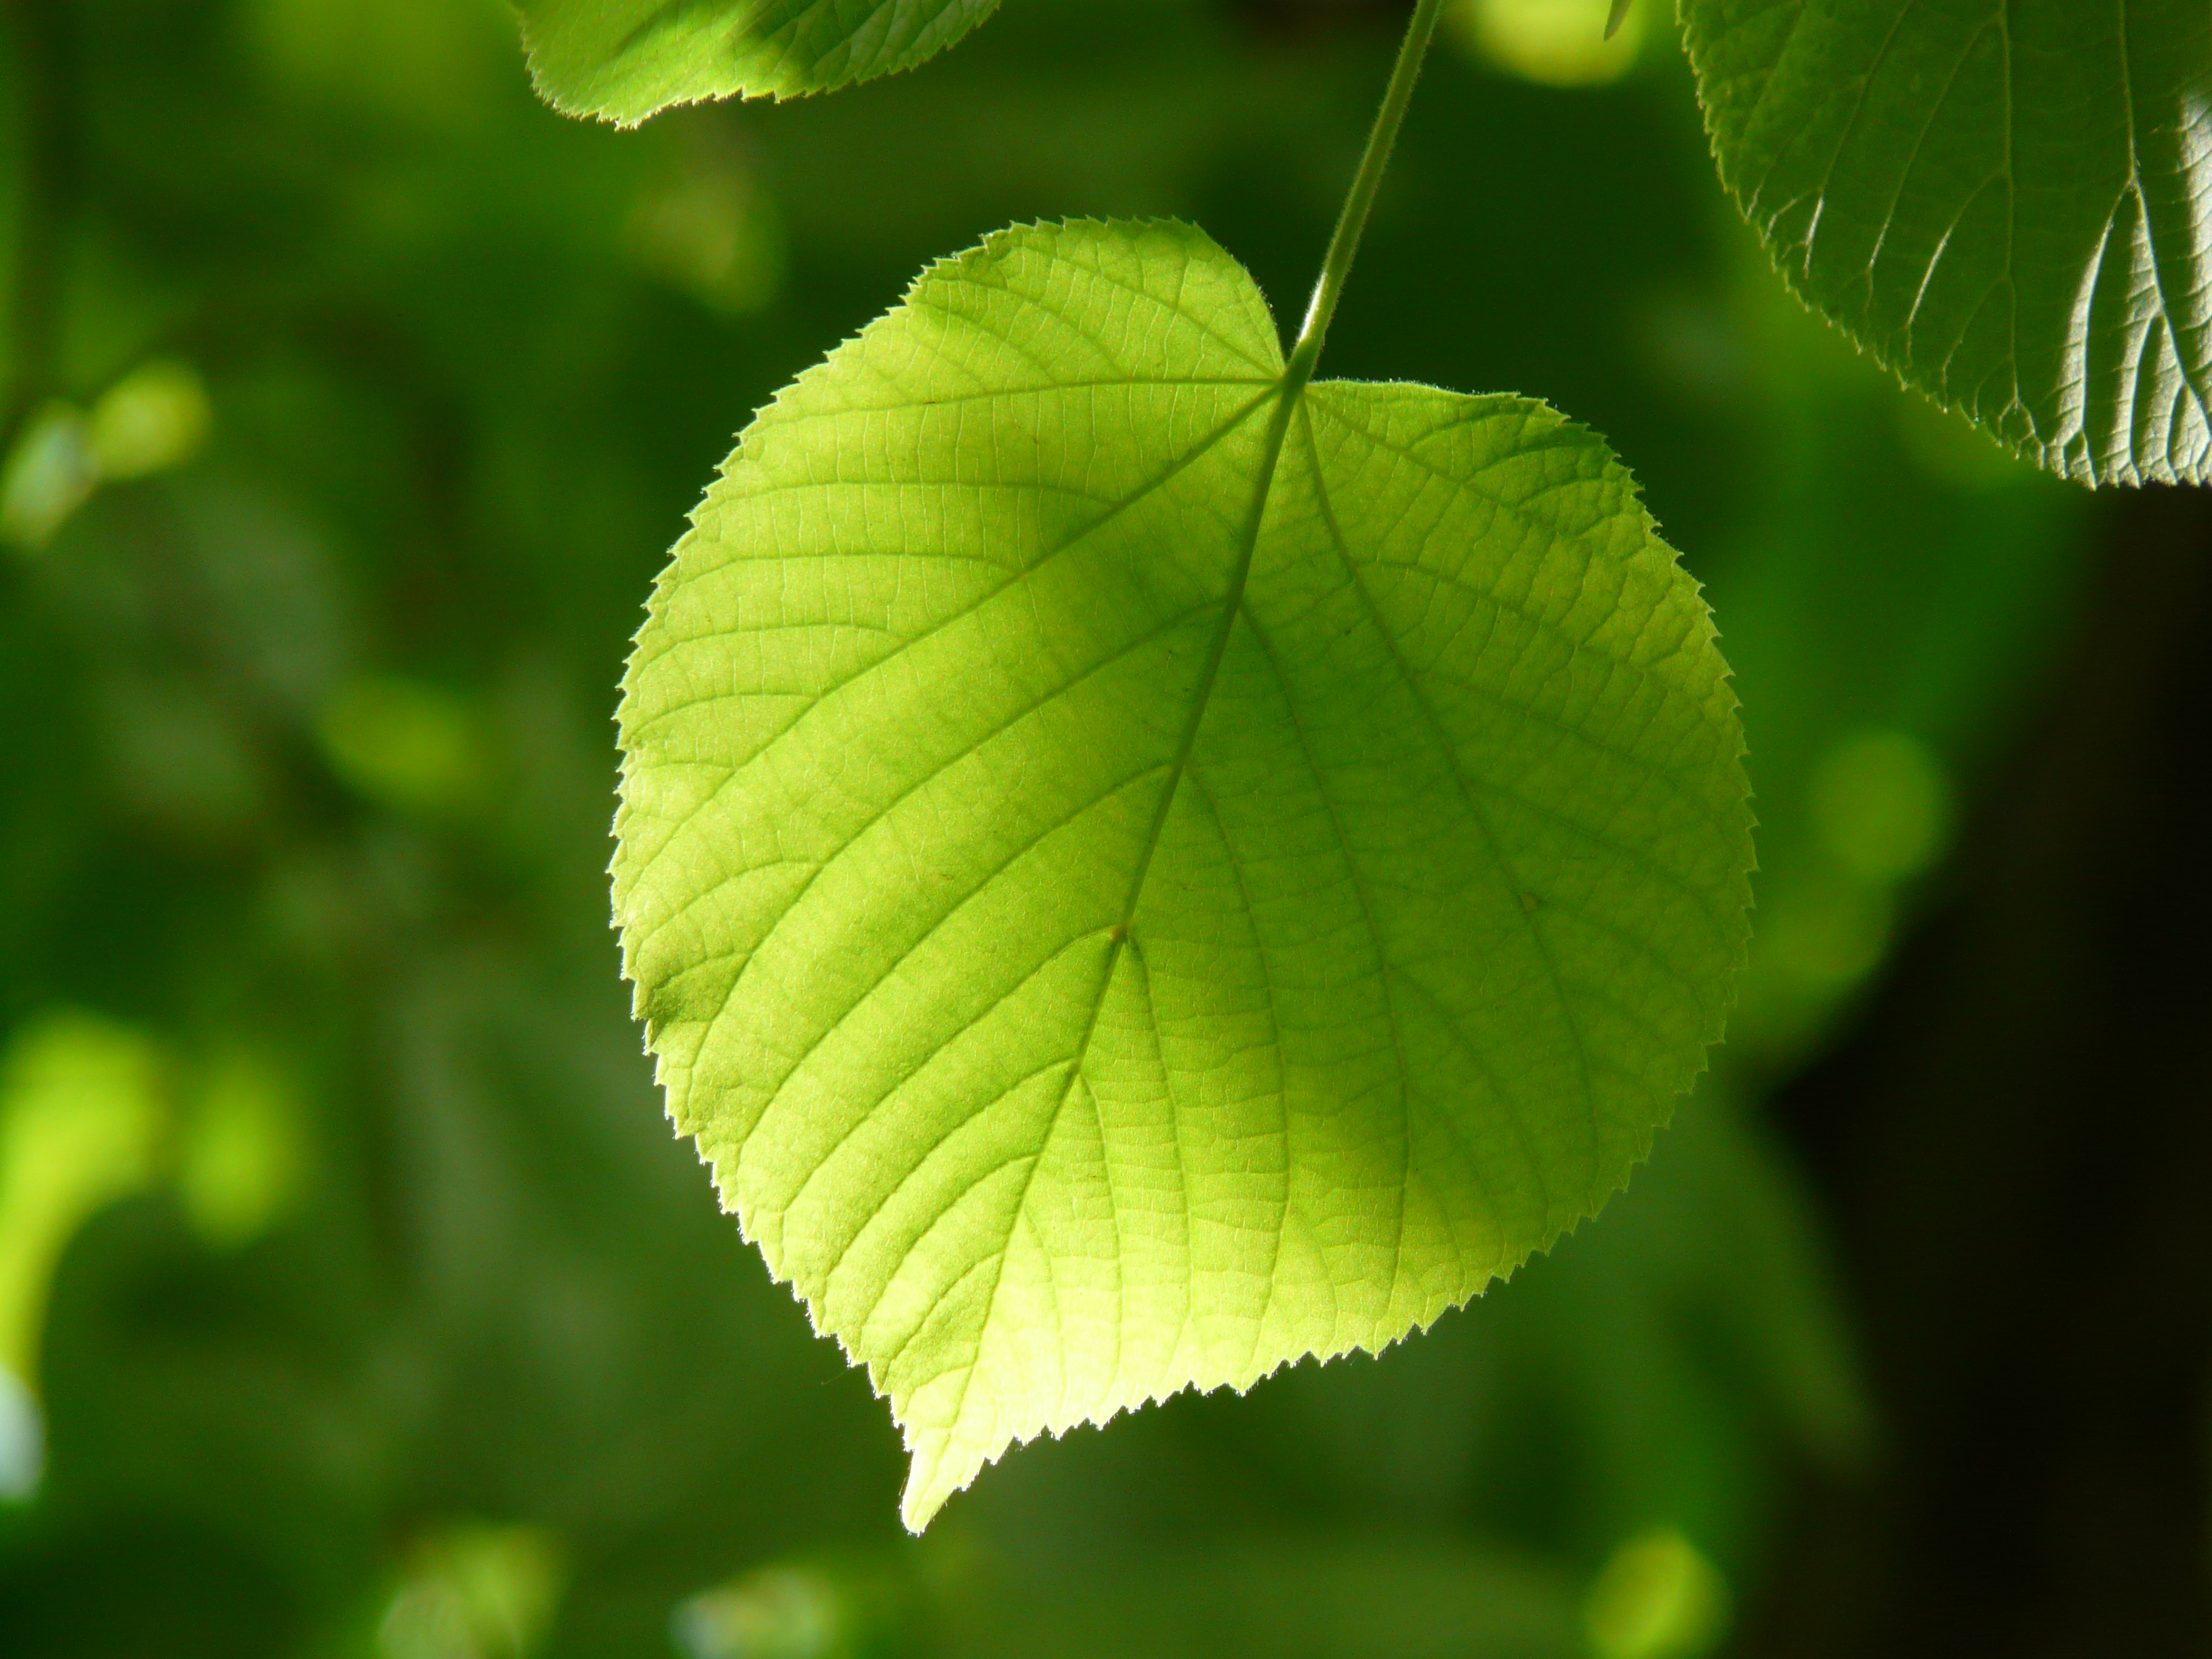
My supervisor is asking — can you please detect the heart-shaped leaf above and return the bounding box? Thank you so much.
[520,0,1001,124]
[1683,0,2212,486]
[613,219,1753,1528]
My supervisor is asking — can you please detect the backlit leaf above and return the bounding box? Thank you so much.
[518,0,1000,124]
[612,219,1753,1528]
[1683,0,2212,485]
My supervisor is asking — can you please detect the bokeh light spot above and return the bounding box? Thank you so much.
[0,1012,167,1424]
[380,1523,565,1659]
[318,676,487,820]
[0,405,99,550]
[1757,873,1896,993]
[1583,1528,1731,1659]
[674,1563,861,1659]
[179,1047,307,1252]
[0,1364,43,1502]
[1460,0,1647,88]
[1809,729,1956,886]
[87,359,214,481]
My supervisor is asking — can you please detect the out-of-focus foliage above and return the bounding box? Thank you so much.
[615,213,1753,1529]
[381,1522,567,1659]
[0,1013,164,1498]
[0,0,2082,1653]
[1683,0,2212,487]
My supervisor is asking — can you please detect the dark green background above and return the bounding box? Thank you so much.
[1,1,2201,1655]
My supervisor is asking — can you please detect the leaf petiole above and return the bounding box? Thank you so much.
[1284,0,1448,392]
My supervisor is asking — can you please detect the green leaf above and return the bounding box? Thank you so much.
[612,218,1753,1529]
[518,0,1002,124]
[1683,0,2212,486]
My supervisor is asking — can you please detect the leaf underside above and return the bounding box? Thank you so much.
[612,219,1753,1530]
[1683,0,2212,487]
[518,0,1000,123]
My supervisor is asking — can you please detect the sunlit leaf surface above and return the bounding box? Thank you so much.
[1684,0,2212,485]
[612,218,1753,1528]
[519,0,1001,123]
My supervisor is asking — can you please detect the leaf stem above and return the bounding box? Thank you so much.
[1284,0,1448,392]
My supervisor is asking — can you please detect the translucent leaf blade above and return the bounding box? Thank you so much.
[1683,0,2212,486]
[612,220,1753,1530]
[520,0,1003,123]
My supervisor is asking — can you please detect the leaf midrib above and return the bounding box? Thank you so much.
[1059,382,1302,1092]
[923,377,1302,1472]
